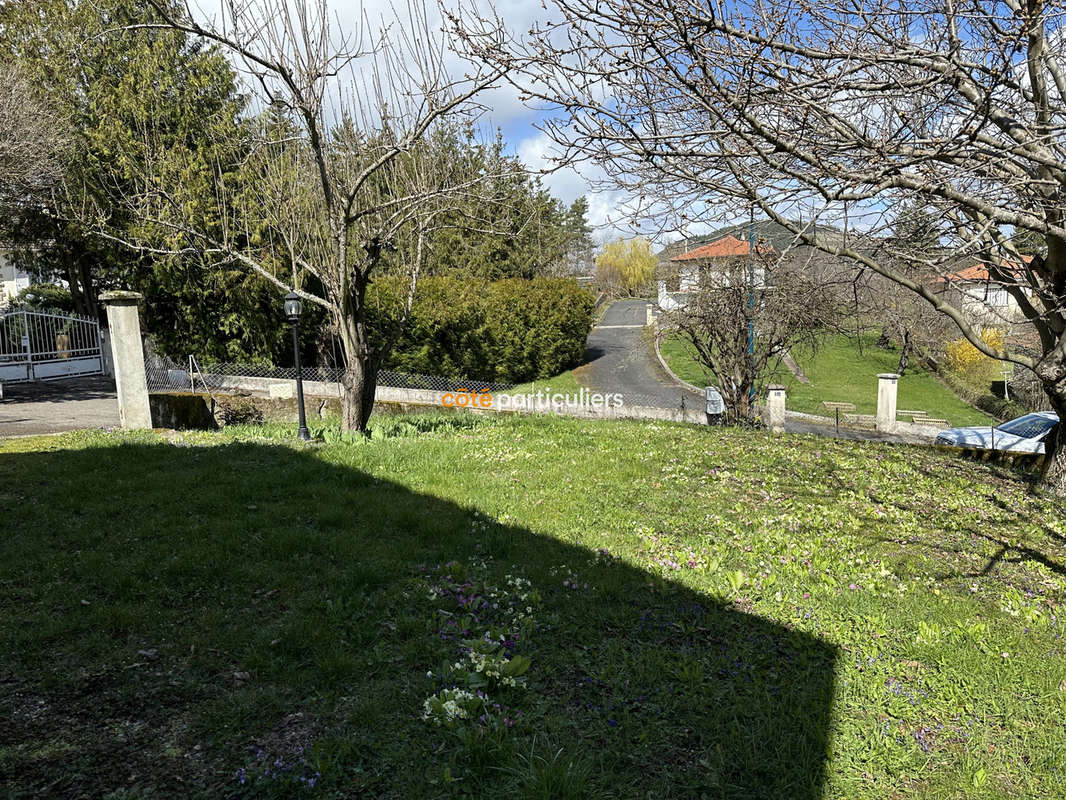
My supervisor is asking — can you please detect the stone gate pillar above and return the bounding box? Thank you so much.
[876,373,899,433]
[101,291,152,430]
[766,384,786,433]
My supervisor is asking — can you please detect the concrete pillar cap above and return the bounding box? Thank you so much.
[100,290,144,305]
[768,384,786,391]
[877,373,899,380]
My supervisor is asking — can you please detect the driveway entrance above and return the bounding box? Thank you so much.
[0,376,119,436]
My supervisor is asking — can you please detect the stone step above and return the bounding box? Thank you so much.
[823,401,856,411]
[842,413,877,429]
[912,416,949,427]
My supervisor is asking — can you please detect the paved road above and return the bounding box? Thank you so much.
[783,415,936,445]
[0,376,119,437]
[577,299,935,445]
[577,299,703,409]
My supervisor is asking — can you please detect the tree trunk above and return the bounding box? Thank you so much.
[341,355,376,435]
[896,330,911,376]
[1035,357,1066,494]
[336,273,379,435]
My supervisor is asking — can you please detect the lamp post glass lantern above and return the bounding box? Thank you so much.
[284,292,302,323]
[284,292,311,441]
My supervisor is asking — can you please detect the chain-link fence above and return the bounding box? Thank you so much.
[145,353,516,395]
[144,353,699,412]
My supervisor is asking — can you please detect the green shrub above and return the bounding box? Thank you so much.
[938,368,1030,422]
[368,276,593,383]
[973,393,1028,422]
[214,396,264,426]
[368,276,489,379]
[480,278,594,382]
[13,283,74,312]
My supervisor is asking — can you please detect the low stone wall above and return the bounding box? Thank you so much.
[209,374,341,399]
[195,373,712,423]
[149,391,348,429]
[149,392,218,430]
[150,378,711,430]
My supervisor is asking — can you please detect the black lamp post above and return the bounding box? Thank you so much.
[284,291,311,441]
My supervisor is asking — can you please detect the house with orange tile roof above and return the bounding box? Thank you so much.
[933,256,1033,326]
[656,235,775,310]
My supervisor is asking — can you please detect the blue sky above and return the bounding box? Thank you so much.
[187,0,665,244]
[186,1,898,248]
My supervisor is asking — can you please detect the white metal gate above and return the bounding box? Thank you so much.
[0,309,104,383]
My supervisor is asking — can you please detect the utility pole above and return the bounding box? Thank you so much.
[748,205,756,405]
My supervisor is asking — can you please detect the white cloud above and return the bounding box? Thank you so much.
[518,131,649,244]
[187,1,674,246]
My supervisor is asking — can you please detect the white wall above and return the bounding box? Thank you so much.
[0,252,31,308]
[957,282,1025,325]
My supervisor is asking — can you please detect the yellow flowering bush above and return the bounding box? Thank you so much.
[945,327,1006,381]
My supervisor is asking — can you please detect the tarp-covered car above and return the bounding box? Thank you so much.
[934,412,1059,453]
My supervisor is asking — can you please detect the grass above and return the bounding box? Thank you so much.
[509,369,583,395]
[2,413,1065,798]
[661,332,993,426]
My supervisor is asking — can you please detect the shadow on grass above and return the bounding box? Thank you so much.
[857,473,1066,581]
[0,438,837,798]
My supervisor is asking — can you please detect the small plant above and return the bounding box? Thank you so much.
[447,639,532,689]
[421,688,484,728]
[215,396,265,426]
[235,747,321,792]
[916,620,943,645]
[500,742,594,800]
[725,569,748,595]
[421,562,538,739]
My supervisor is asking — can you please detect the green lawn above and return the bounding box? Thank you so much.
[509,369,583,395]
[2,415,1064,798]
[661,333,993,426]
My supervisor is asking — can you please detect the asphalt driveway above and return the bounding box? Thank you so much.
[576,299,935,444]
[577,299,703,409]
[0,376,119,436]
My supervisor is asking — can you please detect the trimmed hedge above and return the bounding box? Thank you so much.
[368,276,594,383]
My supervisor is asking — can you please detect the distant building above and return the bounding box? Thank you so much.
[0,250,32,308]
[933,257,1034,327]
[656,234,774,311]
[670,235,774,290]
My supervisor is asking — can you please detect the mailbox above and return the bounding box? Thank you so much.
[705,386,724,424]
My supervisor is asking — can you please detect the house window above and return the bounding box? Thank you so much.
[985,286,1009,307]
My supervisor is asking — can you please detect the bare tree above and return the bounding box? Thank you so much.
[849,268,956,375]
[0,64,68,213]
[667,251,835,423]
[110,0,507,432]
[454,0,1066,491]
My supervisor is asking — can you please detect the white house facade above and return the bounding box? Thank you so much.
[0,251,32,308]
